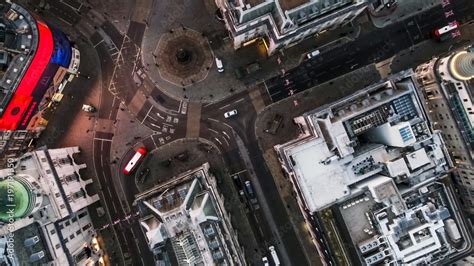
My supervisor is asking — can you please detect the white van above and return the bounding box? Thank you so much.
[269,246,280,266]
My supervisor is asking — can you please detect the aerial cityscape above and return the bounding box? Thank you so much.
[0,0,473,265]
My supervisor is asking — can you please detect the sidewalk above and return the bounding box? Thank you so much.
[369,0,440,28]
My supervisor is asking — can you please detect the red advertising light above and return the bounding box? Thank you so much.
[0,19,54,130]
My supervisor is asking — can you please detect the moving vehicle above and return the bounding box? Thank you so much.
[82,104,96,113]
[123,147,147,175]
[224,109,237,118]
[433,21,459,41]
[262,256,269,266]
[269,246,281,266]
[215,57,224,73]
[306,49,320,59]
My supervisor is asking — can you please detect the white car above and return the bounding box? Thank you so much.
[306,49,320,59]
[215,57,224,73]
[262,257,269,266]
[224,109,237,118]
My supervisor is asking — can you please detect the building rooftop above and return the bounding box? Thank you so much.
[0,2,38,116]
[135,163,244,265]
[276,71,451,212]
[337,181,470,265]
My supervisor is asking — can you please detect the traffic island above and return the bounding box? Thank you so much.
[153,27,213,87]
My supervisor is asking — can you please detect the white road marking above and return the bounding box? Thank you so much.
[214,137,222,145]
[94,138,113,142]
[163,122,173,127]
[209,128,219,134]
[222,137,230,146]
[141,105,153,124]
[263,80,271,99]
[93,39,104,48]
[208,118,219,123]
[151,135,158,148]
[222,131,231,139]
[233,98,244,104]
[150,123,161,129]
[147,115,157,122]
[219,104,231,110]
[230,169,247,176]
[156,112,165,119]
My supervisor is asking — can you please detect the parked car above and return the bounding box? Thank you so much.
[262,256,269,266]
[215,57,224,73]
[306,49,320,59]
[224,109,237,118]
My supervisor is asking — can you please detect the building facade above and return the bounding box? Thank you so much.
[415,48,474,213]
[0,147,101,265]
[274,70,471,264]
[134,163,246,265]
[0,1,80,165]
[215,0,368,55]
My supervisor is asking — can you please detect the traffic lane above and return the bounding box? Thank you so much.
[44,0,82,26]
[266,5,450,102]
[92,140,131,254]
[245,140,312,266]
[95,140,153,264]
[101,20,124,49]
[202,90,252,114]
[118,146,142,203]
[127,21,146,47]
[221,149,274,245]
[93,37,116,120]
[199,118,236,151]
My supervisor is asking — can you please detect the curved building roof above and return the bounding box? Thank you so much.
[449,51,474,81]
[0,177,34,221]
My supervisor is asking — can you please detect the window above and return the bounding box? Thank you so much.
[65,221,70,227]
[46,169,52,174]
[82,223,92,232]
[50,229,56,235]
[64,238,69,244]
[55,243,61,249]
[70,234,75,240]
[55,193,60,198]
[60,204,65,209]
[78,211,87,219]
[71,217,77,223]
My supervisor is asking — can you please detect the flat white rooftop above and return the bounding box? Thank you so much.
[289,137,349,212]
[276,71,451,212]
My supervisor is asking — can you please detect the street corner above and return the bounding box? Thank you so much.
[131,138,223,191]
[153,27,213,87]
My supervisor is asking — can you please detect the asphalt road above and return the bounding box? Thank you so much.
[265,0,474,102]
[29,0,474,265]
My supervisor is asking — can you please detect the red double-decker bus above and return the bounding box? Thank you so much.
[433,21,459,41]
[123,147,147,175]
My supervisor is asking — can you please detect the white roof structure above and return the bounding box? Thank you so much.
[275,71,452,212]
[136,163,245,266]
